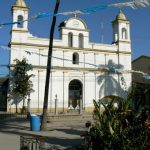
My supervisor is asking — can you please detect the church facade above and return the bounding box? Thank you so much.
[9,0,132,113]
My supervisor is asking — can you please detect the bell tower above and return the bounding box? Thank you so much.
[112,10,131,52]
[11,0,29,31]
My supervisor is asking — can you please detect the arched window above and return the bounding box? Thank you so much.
[72,52,79,64]
[79,33,84,48]
[122,28,128,39]
[68,32,73,47]
[17,15,23,28]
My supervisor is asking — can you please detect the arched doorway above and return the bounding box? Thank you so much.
[68,79,82,109]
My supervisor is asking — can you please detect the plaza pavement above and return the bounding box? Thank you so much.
[0,117,90,150]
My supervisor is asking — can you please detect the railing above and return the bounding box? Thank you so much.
[0,111,30,121]
[0,112,15,120]
[20,135,47,150]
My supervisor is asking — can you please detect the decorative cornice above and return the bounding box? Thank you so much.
[10,64,132,75]
[10,42,131,55]
[9,64,100,73]
[12,6,29,11]
[11,29,29,33]
[112,19,130,24]
[61,33,88,37]
[59,27,89,32]
[33,66,100,73]
[117,40,131,43]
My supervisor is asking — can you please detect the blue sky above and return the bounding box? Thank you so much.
[0,0,150,76]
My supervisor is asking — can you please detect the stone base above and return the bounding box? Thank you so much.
[8,107,94,114]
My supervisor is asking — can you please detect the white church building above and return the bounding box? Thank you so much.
[9,0,132,113]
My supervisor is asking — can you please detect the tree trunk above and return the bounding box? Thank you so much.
[41,0,60,130]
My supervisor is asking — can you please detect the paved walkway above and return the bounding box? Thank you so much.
[0,117,90,150]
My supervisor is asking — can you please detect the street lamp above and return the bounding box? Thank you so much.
[27,94,31,119]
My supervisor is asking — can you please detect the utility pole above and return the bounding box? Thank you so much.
[41,0,60,130]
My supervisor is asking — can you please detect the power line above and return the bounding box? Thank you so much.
[0,1,150,29]
[0,46,149,77]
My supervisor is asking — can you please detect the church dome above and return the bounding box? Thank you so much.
[116,10,127,20]
[14,0,27,7]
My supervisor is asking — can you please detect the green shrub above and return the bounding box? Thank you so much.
[87,95,150,150]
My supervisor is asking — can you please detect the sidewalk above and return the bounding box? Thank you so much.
[0,117,89,150]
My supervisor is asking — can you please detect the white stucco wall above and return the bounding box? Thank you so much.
[9,6,132,113]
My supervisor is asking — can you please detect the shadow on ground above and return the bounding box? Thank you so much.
[0,117,85,150]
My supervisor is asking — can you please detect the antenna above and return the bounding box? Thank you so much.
[74,13,77,18]
[101,22,104,43]
[100,15,104,43]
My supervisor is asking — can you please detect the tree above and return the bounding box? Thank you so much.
[11,58,34,113]
[41,0,60,130]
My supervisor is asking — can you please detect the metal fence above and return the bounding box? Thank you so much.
[0,111,29,121]
[0,112,15,120]
[20,135,48,150]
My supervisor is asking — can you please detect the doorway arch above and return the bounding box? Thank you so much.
[68,79,83,109]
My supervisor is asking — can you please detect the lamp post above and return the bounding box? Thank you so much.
[79,95,82,114]
[27,94,31,119]
[55,94,58,115]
